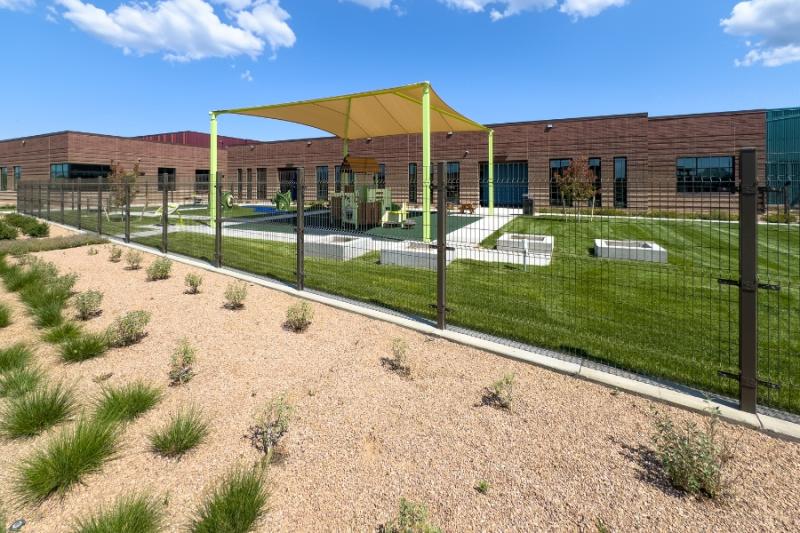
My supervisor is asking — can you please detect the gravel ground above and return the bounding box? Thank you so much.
[0,242,799,532]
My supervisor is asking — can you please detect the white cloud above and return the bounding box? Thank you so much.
[439,0,624,20]
[0,0,34,10]
[55,0,296,62]
[241,69,254,81]
[722,0,800,67]
[342,0,393,8]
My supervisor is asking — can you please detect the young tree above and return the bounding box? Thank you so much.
[558,158,598,220]
[107,160,141,213]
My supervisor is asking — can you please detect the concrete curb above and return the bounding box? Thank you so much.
[40,221,800,442]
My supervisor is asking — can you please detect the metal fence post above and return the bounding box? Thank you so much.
[739,148,758,413]
[37,183,43,219]
[436,161,447,329]
[97,177,103,235]
[46,183,51,220]
[77,178,82,230]
[161,173,168,253]
[214,174,223,268]
[124,181,131,243]
[60,182,65,223]
[296,168,305,291]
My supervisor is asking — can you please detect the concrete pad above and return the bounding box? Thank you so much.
[380,241,454,270]
[497,233,554,255]
[305,234,371,261]
[594,239,668,263]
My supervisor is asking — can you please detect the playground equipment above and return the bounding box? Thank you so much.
[273,190,292,211]
[330,156,403,229]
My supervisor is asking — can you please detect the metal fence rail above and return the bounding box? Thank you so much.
[15,149,800,417]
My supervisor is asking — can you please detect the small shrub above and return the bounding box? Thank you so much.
[764,212,798,224]
[382,498,441,533]
[72,493,163,533]
[0,302,10,328]
[185,273,203,294]
[284,301,313,332]
[0,220,18,240]
[0,383,77,438]
[483,373,515,410]
[382,338,411,378]
[189,466,268,533]
[0,366,44,399]
[125,249,143,270]
[149,408,208,458]
[60,333,108,363]
[651,409,732,499]
[169,339,196,386]
[246,393,292,458]
[223,281,248,310]
[0,343,33,373]
[474,480,490,494]
[86,247,99,256]
[146,258,172,281]
[109,246,122,263]
[4,213,49,237]
[74,290,103,320]
[15,417,119,503]
[595,518,611,533]
[94,381,162,425]
[0,234,106,255]
[107,311,151,347]
[43,321,83,344]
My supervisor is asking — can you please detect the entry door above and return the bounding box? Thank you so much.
[278,168,298,201]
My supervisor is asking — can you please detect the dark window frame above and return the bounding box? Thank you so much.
[549,158,572,206]
[157,167,176,192]
[613,157,628,208]
[316,165,329,200]
[676,155,735,193]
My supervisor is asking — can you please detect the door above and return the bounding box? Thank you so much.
[480,161,528,207]
[278,167,298,201]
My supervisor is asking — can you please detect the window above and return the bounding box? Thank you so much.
[157,167,176,191]
[374,163,386,188]
[408,163,417,203]
[479,161,529,208]
[589,157,602,208]
[316,166,329,200]
[257,168,267,199]
[236,169,243,198]
[13,166,21,188]
[446,162,460,204]
[614,157,627,208]
[195,170,209,194]
[0,167,6,191]
[549,159,571,206]
[334,165,342,193]
[50,163,69,180]
[676,156,734,193]
[246,168,253,200]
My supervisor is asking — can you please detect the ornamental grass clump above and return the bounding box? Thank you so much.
[184,273,203,294]
[189,466,268,533]
[168,339,196,386]
[107,311,151,347]
[284,301,313,332]
[60,332,108,363]
[651,408,733,499]
[72,493,163,533]
[0,366,44,399]
[0,302,10,328]
[44,321,83,344]
[125,249,143,270]
[74,290,103,320]
[93,381,162,425]
[223,281,247,310]
[0,343,33,373]
[146,258,172,281]
[0,383,76,439]
[149,407,208,458]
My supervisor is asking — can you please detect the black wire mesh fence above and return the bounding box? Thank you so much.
[14,148,800,416]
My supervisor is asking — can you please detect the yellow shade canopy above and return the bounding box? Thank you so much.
[213,82,488,139]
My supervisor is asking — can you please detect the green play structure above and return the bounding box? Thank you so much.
[273,190,292,211]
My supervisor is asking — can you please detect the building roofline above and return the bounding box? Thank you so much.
[648,109,766,121]
[486,112,649,128]
[0,129,251,147]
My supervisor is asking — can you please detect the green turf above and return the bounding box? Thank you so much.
[366,213,479,240]
[131,215,800,414]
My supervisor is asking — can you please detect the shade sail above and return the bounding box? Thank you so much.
[213,82,488,139]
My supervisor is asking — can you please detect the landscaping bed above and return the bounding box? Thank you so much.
[0,242,799,531]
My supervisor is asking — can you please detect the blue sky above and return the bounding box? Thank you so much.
[1,0,798,141]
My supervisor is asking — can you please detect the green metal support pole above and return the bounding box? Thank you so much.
[488,129,495,216]
[422,82,431,243]
[343,138,349,158]
[209,112,218,225]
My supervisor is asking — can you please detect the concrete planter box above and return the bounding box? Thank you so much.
[594,239,668,263]
[380,242,454,270]
[306,235,371,261]
[496,233,554,255]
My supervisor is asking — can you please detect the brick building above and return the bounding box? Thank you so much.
[1,108,797,210]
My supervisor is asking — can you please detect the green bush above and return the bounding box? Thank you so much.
[60,332,108,363]
[169,339,196,386]
[0,234,106,255]
[651,409,732,499]
[185,273,203,294]
[383,498,441,533]
[4,213,49,237]
[474,480,490,495]
[189,466,268,533]
[223,281,247,309]
[0,366,44,399]
[763,212,798,224]
[94,381,162,425]
[149,407,208,458]
[284,301,313,332]
[43,321,83,344]
[72,493,163,533]
[125,249,143,270]
[0,383,76,438]
[15,417,119,503]
[483,373,515,410]
[0,220,18,240]
[0,343,33,373]
[106,311,151,347]
[146,258,172,281]
[0,302,10,328]
[74,290,103,320]
[109,246,122,263]
[246,393,292,458]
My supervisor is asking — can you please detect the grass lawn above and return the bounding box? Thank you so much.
[138,215,800,414]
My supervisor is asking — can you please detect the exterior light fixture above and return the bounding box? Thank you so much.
[464,150,469,157]
[545,124,554,131]
[447,131,453,137]
[366,137,372,143]
[307,140,312,146]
